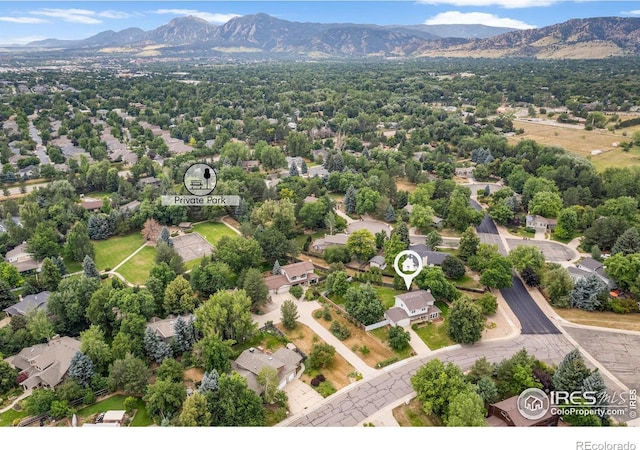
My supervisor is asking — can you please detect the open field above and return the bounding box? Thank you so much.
[313,306,400,368]
[276,322,354,390]
[508,120,639,170]
[116,246,156,285]
[392,397,440,427]
[192,221,238,246]
[93,233,145,271]
[554,308,640,332]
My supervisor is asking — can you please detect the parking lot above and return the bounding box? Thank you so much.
[506,238,576,262]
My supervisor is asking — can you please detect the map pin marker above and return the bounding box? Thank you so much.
[393,250,424,290]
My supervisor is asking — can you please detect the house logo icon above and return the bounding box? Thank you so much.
[517,388,550,420]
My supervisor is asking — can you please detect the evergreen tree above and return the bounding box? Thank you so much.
[82,255,100,279]
[40,257,62,291]
[289,161,299,177]
[280,299,299,330]
[458,226,480,260]
[87,214,111,240]
[173,315,194,354]
[582,369,609,422]
[475,375,499,403]
[65,221,95,262]
[569,273,607,311]
[553,349,592,393]
[344,185,357,215]
[68,351,95,387]
[144,327,160,360]
[484,185,491,197]
[385,205,396,222]
[611,227,640,256]
[235,198,250,222]
[392,221,411,248]
[159,226,173,248]
[301,159,308,174]
[272,260,281,275]
[199,369,220,393]
[54,256,67,276]
[242,268,269,309]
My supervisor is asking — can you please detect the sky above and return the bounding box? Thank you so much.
[0,1,638,45]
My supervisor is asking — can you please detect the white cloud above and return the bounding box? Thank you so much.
[621,10,640,16]
[31,8,102,24]
[0,17,47,24]
[417,0,555,8]
[425,11,536,29]
[0,35,47,46]
[154,9,240,24]
[97,10,132,20]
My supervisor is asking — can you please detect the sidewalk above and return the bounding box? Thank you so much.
[0,389,31,414]
[406,327,432,356]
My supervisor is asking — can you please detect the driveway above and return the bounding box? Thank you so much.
[283,379,324,415]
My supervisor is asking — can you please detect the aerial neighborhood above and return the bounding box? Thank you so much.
[0,9,639,432]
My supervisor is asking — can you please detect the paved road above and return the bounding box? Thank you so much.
[500,275,560,335]
[286,334,576,427]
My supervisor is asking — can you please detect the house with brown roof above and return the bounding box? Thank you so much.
[146,314,194,341]
[6,242,40,273]
[80,197,104,211]
[311,233,348,252]
[385,289,441,327]
[264,261,318,295]
[232,346,303,395]
[487,396,559,427]
[4,336,81,390]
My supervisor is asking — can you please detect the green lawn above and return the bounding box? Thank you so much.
[550,231,580,244]
[93,233,145,271]
[63,256,83,274]
[77,395,152,426]
[116,246,156,285]
[130,399,153,427]
[454,274,483,290]
[192,222,238,246]
[0,406,28,427]
[185,257,203,271]
[412,301,454,350]
[370,326,414,359]
[373,285,404,309]
[507,226,535,239]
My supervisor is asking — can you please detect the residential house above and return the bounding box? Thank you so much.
[311,234,348,252]
[80,197,104,211]
[432,216,445,229]
[486,396,559,427]
[242,160,260,172]
[306,165,329,178]
[455,167,475,178]
[120,200,141,212]
[409,244,449,267]
[146,314,194,341]
[285,156,304,172]
[575,257,617,289]
[369,255,386,270]
[264,261,318,295]
[138,176,161,188]
[384,289,441,327]
[4,336,81,390]
[17,165,37,179]
[525,215,557,231]
[232,345,303,395]
[3,291,50,318]
[303,195,319,204]
[178,222,193,231]
[6,242,40,273]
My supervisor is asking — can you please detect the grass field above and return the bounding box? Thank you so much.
[369,326,415,360]
[116,246,156,285]
[508,120,639,171]
[77,394,152,426]
[412,301,454,350]
[0,406,28,427]
[373,285,405,309]
[392,398,441,427]
[192,222,238,246]
[553,307,640,332]
[93,233,145,271]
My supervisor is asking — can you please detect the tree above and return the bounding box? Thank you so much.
[383,232,407,267]
[542,266,574,307]
[555,207,578,240]
[325,270,349,296]
[388,326,411,351]
[144,379,187,421]
[355,187,382,215]
[528,191,563,218]
[553,349,591,393]
[475,376,499,403]
[458,226,480,260]
[385,205,396,222]
[253,226,298,265]
[82,255,100,278]
[68,351,95,387]
[568,273,607,311]
[521,266,541,287]
[195,289,256,343]
[179,392,211,426]
[289,285,303,299]
[441,255,466,280]
[346,229,376,262]
[411,358,469,419]
[251,199,296,237]
[426,230,442,250]
[474,293,497,316]
[409,204,435,234]
[189,261,234,298]
[65,221,94,262]
[205,372,266,426]
[0,359,17,395]
[144,327,171,363]
[163,275,195,315]
[488,202,514,225]
[467,356,494,384]
[446,188,483,232]
[446,390,486,426]
[280,299,299,330]
[215,235,263,273]
[0,262,22,289]
[27,222,60,260]
[272,260,281,275]
[198,370,220,394]
[155,241,185,275]
[480,256,513,289]
[196,334,233,374]
[0,280,15,311]
[584,216,628,251]
[24,388,55,416]
[611,227,640,256]
[108,353,151,396]
[156,358,184,383]
[26,309,54,343]
[323,246,351,264]
[289,161,299,177]
[257,366,279,404]
[415,267,461,302]
[605,253,640,294]
[80,325,112,375]
[447,297,485,344]
[159,227,173,248]
[173,315,194,354]
[142,218,161,242]
[242,268,269,310]
[40,257,62,291]
[344,185,357,215]
[307,343,335,370]
[508,245,545,273]
[301,159,308,175]
[47,276,101,336]
[345,283,385,326]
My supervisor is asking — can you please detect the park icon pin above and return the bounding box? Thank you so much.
[393,250,423,290]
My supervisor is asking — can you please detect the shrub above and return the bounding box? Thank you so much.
[289,285,303,299]
[310,377,320,387]
[316,374,325,382]
[476,293,498,315]
[316,381,336,397]
[610,298,639,314]
[322,305,332,321]
[82,390,96,405]
[313,310,323,319]
[375,356,399,368]
[329,320,351,340]
[359,345,370,355]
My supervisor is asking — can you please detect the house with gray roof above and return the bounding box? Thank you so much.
[6,242,40,273]
[369,255,387,270]
[147,314,194,341]
[575,257,617,289]
[232,346,303,395]
[3,291,50,317]
[384,289,441,327]
[4,336,81,390]
[409,244,448,266]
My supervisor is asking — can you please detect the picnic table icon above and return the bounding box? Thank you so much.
[189,179,204,189]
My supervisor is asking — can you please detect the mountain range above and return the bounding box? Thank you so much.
[21,13,640,59]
